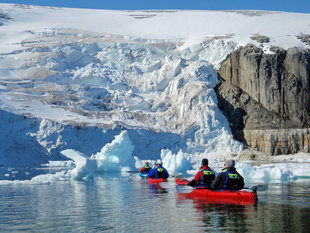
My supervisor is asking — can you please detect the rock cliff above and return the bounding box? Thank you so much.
[217,44,310,155]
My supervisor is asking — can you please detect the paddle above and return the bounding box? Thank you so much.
[175,185,196,193]
[251,184,268,192]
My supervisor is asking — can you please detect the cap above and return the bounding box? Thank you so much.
[225,159,235,168]
[202,158,208,166]
[156,159,162,165]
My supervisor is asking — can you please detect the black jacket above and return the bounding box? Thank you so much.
[211,167,244,190]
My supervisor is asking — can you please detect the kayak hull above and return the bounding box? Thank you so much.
[187,188,255,201]
[139,172,149,177]
[177,192,256,205]
[175,178,257,205]
[148,177,168,184]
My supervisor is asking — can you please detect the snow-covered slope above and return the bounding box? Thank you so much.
[0,4,310,167]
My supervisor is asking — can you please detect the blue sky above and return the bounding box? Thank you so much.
[0,0,309,13]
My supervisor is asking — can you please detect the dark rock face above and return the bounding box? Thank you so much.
[0,9,10,27]
[250,33,270,44]
[297,34,310,46]
[217,44,310,155]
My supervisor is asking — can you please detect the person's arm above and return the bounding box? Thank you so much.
[238,175,245,190]
[193,170,202,182]
[148,169,155,177]
[187,179,196,187]
[210,172,216,182]
[211,172,224,190]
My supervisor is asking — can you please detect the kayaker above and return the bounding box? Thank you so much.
[139,161,152,174]
[211,159,244,190]
[148,160,169,178]
[187,158,215,188]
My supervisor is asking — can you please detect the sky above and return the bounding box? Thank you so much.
[0,0,310,13]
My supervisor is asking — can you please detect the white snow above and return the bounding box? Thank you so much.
[0,5,309,53]
[0,4,310,183]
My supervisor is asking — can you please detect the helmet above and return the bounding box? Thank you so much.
[145,161,149,165]
[156,159,162,165]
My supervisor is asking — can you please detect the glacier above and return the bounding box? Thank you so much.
[0,15,244,167]
[0,35,243,167]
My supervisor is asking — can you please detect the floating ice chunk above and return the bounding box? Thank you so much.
[61,149,97,180]
[91,130,135,172]
[161,149,192,174]
[30,171,68,183]
[237,162,298,183]
[60,131,136,180]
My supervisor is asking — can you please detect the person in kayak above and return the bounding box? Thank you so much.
[211,159,244,190]
[139,161,152,174]
[187,158,215,188]
[148,160,169,178]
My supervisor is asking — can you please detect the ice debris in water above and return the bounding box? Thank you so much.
[1,130,308,184]
[160,149,192,174]
[61,130,197,180]
[61,131,135,180]
[60,130,301,183]
[237,163,298,183]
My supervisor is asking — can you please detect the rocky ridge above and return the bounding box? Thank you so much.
[217,44,310,155]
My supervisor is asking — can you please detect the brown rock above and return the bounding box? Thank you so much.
[217,44,310,155]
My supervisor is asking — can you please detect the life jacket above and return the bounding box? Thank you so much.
[144,165,151,172]
[156,166,165,178]
[199,168,215,185]
[222,169,242,190]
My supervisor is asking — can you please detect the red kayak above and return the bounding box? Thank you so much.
[175,178,257,205]
[147,177,168,184]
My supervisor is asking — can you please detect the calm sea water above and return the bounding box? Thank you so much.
[0,170,310,232]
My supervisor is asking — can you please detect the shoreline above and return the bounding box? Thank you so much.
[237,149,310,163]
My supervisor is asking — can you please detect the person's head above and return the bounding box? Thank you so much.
[202,158,208,166]
[156,159,162,166]
[225,159,235,168]
[145,161,149,165]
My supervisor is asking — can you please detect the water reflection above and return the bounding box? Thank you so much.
[148,183,168,194]
[196,201,254,232]
[1,174,310,232]
[137,176,169,194]
[176,182,310,232]
[176,193,255,232]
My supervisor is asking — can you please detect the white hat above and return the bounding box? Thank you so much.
[156,159,162,165]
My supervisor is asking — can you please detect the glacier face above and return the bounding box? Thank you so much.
[0,28,243,166]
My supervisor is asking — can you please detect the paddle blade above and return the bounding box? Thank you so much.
[175,185,194,194]
[256,184,268,191]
